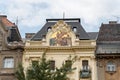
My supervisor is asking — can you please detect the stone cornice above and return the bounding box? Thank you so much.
[24,46,95,52]
[7,42,24,49]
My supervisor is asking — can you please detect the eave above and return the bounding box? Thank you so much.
[96,53,120,58]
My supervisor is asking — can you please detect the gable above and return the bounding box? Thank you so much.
[46,20,76,46]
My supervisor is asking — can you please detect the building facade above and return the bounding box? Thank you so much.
[23,19,98,80]
[0,15,24,80]
[96,21,120,80]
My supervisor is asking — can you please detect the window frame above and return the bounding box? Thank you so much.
[49,60,55,70]
[73,27,77,32]
[82,60,89,71]
[32,60,39,66]
[65,60,72,69]
[106,61,116,72]
[3,57,14,68]
[47,27,51,32]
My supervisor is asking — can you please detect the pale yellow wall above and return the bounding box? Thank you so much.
[23,20,97,80]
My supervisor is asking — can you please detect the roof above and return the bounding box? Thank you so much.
[87,32,98,40]
[0,15,22,42]
[96,21,120,55]
[31,18,90,41]
[25,33,35,39]
[7,27,22,42]
[46,18,81,22]
[0,15,15,27]
[97,22,120,41]
[96,42,120,54]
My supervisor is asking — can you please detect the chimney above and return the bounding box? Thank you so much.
[109,21,117,24]
[0,15,7,18]
[25,33,35,39]
[0,15,7,21]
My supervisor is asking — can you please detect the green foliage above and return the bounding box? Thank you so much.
[26,53,52,80]
[53,55,77,80]
[15,63,26,80]
[15,53,77,80]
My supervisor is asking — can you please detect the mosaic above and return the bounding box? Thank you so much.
[50,30,71,46]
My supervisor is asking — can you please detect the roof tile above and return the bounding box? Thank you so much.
[97,23,120,41]
[0,15,15,27]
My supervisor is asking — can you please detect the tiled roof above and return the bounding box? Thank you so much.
[25,33,35,39]
[31,18,90,41]
[0,15,22,42]
[96,21,120,55]
[97,23,120,41]
[87,32,98,40]
[0,15,15,27]
[96,42,120,54]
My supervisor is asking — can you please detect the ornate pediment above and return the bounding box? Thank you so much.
[51,20,71,32]
[47,20,73,46]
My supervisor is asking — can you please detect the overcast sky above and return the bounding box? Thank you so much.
[0,0,120,38]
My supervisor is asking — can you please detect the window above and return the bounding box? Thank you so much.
[47,27,51,32]
[32,61,38,66]
[106,61,116,72]
[80,60,91,78]
[49,60,55,70]
[76,35,79,39]
[3,57,14,68]
[65,60,72,69]
[73,27,77,32]
[42,35,46,39]
[82,60,89,70]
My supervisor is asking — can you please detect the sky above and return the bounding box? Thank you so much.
[0,0,120,38]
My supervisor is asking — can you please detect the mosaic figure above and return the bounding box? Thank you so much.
[50,31,72,46]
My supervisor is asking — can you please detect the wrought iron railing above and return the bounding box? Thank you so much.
[80,69,91,78]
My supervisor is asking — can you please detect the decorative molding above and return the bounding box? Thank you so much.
[24,46,95,52]
[7,41,24,49]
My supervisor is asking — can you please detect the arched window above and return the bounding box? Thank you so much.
[106,61,116,72]
[47,27,51,32]
[73,27,77,32]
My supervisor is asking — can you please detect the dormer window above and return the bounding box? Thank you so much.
[47,27,51,32]
[42,35,46,39]
[73,27,77,32]
[76,35,79,39]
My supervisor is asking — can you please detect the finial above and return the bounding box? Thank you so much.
[16,16,18,26]
[63,12,65,19]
